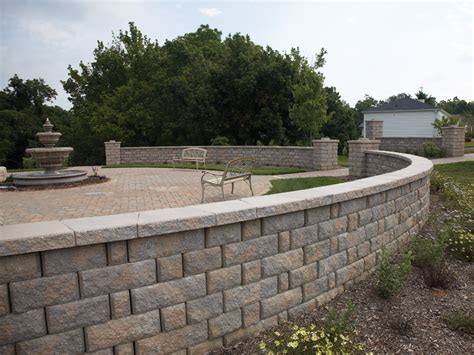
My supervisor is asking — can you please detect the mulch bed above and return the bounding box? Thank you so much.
[216,193,474,354]
[0,176,110,191]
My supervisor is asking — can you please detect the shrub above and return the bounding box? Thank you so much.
[422,142,438,158]
[412,237,445,268]
[377,248,412,298]
[210,136,230,146]
[432,116,462,135]
[259,304,362,354]
[444,311,474,334]
[22,157,38,169]
[441,223,474,262]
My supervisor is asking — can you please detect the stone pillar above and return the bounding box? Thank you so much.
[441,126,465,157]
[105,140,121,166]
[312,138,339,170]
[365,120,383,140]
[348,138,380,178]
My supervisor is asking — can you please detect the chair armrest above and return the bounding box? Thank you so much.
[201,171,223,182]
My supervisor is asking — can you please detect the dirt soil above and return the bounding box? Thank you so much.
[216,193,474,354]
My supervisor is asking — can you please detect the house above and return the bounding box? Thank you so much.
[363,97,451,137]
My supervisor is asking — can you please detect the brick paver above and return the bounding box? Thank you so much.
[1,167,347,225]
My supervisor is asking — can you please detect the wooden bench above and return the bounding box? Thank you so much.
[173,148,207,169]
[201,156,255,202]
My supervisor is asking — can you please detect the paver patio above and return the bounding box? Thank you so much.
[0,167,348,225]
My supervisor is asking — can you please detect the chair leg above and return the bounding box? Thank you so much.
[221,185,225,200]
[201,184,205,203]
[249,177,254,196]
[231,183,234,194]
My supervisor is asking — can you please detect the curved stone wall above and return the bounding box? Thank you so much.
[0,151,432,354]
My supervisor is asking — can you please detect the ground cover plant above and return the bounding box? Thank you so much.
[265,176,342,194]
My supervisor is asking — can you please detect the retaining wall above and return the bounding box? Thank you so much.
[379,137,442,155]
[106,140,340,170]
[0,151,433,354]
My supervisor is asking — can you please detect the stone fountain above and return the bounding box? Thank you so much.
[13,118,87,186]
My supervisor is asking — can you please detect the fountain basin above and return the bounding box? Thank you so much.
[13,169,87,186]
[26,147,73,172]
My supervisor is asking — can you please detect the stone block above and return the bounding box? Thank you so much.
[63,212,139,245]
[305,205,331,225]
[364,253,376,271]
[339,197,366,216]
[10,273,79,313]
[42,244,107,276]
[290,224,318,249]
[106,241,128,265]
[209,309,242,338]
[16,328,85,354]
[243,302,260,327]
[197,200,256,225]
[242,260,261,284]
[131,274,206,314]
[318,251,347,277]
[242,219,261,240]
[46,295,110,334]
[207,265,241,293]
[279,273,289,292]
[79,259,156,298]
[0,284,9,316]
[135,321,208,354]
[187,293,223,324]
[0,344,14,355]
[385,214,399,230]
[188,338,223,355]
[0,221,74,257]
[261,288,302,318]
[161,303,186,331]
[338,228,365,251]
[223,234,278,266]
[0,309,46,345]
[330,204,339,218]
[278,231,290,252]
[224,276,277,312]
[206,223,241,247]
[262,249,303,277]
[223,316,277,347]
[319,216,347,240]
[261,211,304,235]
[0,253,41,284]
[183,247,221,276]
[347,213,358,232]
[302,276,328,301]
[357,241,371,258]
[365,221,378,239]
[358,208,373,226]
[114,342,134,355]
[336,259,364,285]
[289,262,318,288]
[278,310,288,324]
[347,246,358,264]
[85,310,161,352]
[110,291,131,319]
[157,254,183,282]
[304,240,330,264]
[128,229,204,262]
[288,299,316,320]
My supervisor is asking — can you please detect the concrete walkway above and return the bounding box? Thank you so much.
[431,153,474,165]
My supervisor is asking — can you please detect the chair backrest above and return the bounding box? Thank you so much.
[223,157,256,179]
[182,148,207,159]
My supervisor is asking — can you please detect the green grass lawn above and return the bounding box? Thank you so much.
[338,155,348,167]
[464,142,474,148]
[266,176,343,195]
[104,163,305,175]
[434,161,474,185]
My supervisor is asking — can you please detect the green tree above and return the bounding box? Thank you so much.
[415,87,437,106]
[289,49,328,144]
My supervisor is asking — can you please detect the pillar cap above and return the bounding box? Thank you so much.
[312,138,339,143]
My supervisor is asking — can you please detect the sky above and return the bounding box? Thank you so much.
[0,0,472,109]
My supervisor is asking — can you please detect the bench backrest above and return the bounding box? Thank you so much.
[222,157,256,180]
[181,148,207,159]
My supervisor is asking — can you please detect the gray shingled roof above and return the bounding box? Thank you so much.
[365,97,435,112]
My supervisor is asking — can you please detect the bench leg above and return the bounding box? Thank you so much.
[221,185,225,200]
[231,182,234,194]
[249,177,254,196]
[201,184,206,203]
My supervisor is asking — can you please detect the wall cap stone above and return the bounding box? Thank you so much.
[0,151,432,256]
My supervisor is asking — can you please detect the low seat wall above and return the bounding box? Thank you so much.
[0,152,433,354]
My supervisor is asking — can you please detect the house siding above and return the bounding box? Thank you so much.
[364,111,439,138]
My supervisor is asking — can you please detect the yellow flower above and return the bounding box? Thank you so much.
[259,342,266,350]
[287,341,299,349]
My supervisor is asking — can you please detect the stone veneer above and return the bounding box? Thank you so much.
[0,151,432,354]
[105,140,340,170]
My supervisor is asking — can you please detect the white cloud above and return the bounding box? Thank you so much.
[198,8,222,17]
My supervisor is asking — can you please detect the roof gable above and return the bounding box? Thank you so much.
[365,97,435,112]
